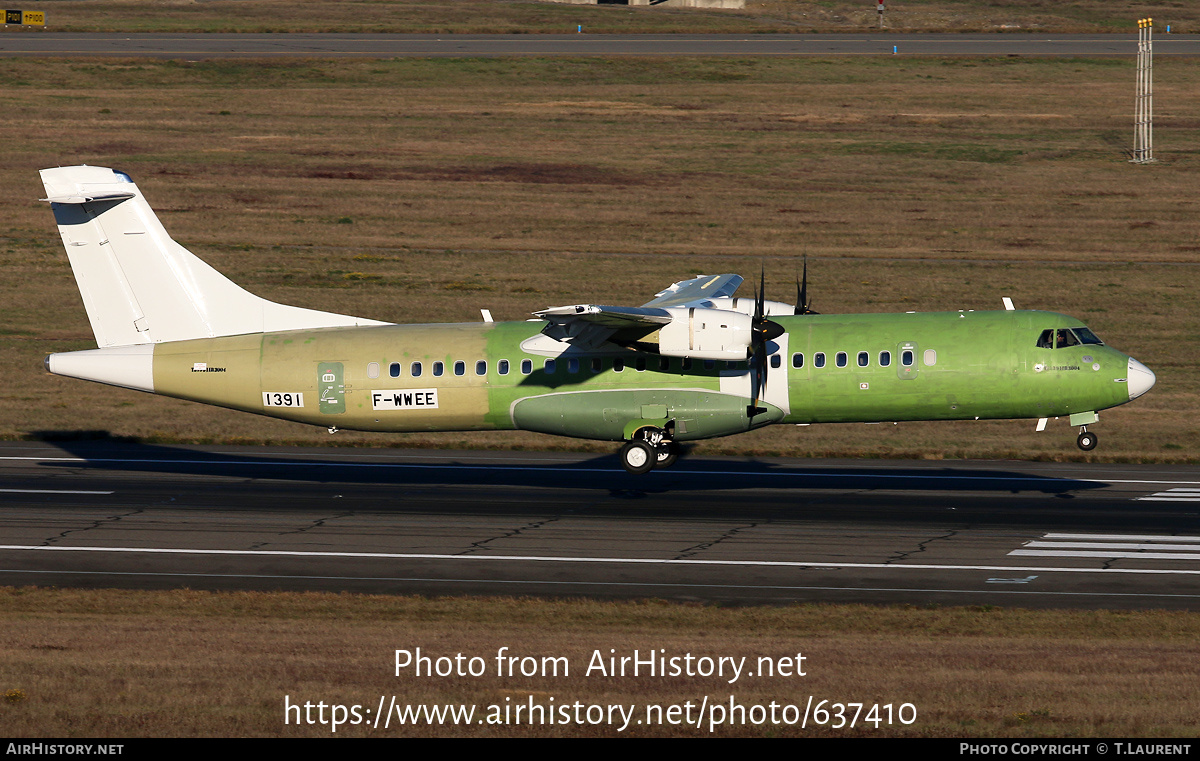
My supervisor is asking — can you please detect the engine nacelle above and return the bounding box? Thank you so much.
[701,296,796,317]
[657,307,753,361]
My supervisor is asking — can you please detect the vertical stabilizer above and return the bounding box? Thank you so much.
[41,166,388,347]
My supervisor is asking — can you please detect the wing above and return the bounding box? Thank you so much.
[641,274,744,308]
[533,305,671,349]
[533,275,744,349]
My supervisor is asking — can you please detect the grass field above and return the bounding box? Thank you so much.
[0,55,1196,461]
[3,588,1199,737]
[12,0,1200,35]
[3,39,1199,741]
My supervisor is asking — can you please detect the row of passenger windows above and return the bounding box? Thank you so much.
[789,349,936,369]
[364,356,753,380]
[363,350,937,380]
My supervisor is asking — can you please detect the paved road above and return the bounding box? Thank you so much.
[2,33,1199,59]
[3,441,1199,608]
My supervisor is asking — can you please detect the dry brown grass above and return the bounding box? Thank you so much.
[14,0,1200,34]
[2,587,1199,737]
[0,56,1197,461]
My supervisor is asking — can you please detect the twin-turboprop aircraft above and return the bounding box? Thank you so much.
[41,166,1156,473]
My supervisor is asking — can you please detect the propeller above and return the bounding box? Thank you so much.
[748,267,784,418]
[795,255,818,316]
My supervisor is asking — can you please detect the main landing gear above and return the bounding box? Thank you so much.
[1076,426,1098,452]
[618,427,681,474]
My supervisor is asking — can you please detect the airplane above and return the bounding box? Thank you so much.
[40,165,1156,474]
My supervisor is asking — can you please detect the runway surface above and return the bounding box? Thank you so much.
[3,33,1200,59]
[2,440,1199,609]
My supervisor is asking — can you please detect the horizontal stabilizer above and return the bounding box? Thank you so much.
[41,191,135,205]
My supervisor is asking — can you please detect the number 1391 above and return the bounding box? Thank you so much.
[262,392,304,408]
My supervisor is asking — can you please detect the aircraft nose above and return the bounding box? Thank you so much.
[1127,357,1156,400]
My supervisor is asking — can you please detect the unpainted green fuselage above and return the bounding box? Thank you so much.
[148,309,1135,442]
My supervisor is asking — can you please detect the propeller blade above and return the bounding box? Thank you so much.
[748,265,777,417]
[757,266,766,320]
[795,256,818,315]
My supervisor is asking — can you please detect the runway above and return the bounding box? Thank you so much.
[3,33,1200,59]
[2,440,1199,609]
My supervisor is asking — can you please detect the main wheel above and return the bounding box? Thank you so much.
[1077,430,1098,451]
[619,440,655,475]
[655,441,680,469]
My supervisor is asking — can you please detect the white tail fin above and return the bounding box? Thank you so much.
[41,165,387,347]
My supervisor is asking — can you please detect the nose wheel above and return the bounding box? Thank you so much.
[1077,427,1097,451]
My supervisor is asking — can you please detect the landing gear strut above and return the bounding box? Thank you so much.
[1076,427,1097,451]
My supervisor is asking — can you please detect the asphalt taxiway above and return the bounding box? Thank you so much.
[3,33,1200,59]
[2,440,1198,608]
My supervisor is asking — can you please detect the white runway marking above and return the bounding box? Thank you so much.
[1137,488,1200,502]
[4,544,1200,576]
[1010,533,1200,562]
[1044,533,1200,542]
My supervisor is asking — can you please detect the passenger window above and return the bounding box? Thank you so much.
[433,361,444,377]
[836,352,847,368]
[659,357,671,372]
[591,358,602,373]
[1036,329,1054,349]
[770,355,781,369]
[902,350,913,366]
[498,360,510,376]
[454,361,465,376]
[367,362,380,379]
[520,359,532,375]
[681,358,692,371]
[544,359,556,374]
[703,359,715,371]
[389,362,401,378]
[857,351,868,368]
[411,361,422,377]
[923,349,937,366]
[815,352,826,368]
[879,351,891,367]
[567,358,579,374]
[614,358,625,372]
[792,352,804,369]
[635,358,646,372]
[475,360,486,376]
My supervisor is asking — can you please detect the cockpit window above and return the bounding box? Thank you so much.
[1038,327,1105,349]
[1055,328,1080,348]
